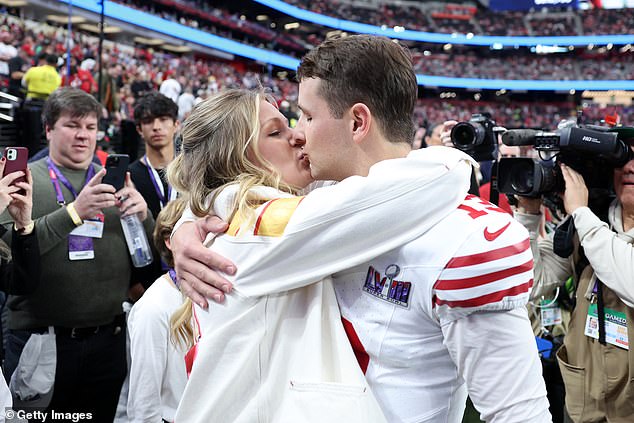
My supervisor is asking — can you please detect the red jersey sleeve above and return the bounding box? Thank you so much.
[433,195,534,323]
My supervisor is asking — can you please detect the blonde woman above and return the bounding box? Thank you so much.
[168,88,472,423]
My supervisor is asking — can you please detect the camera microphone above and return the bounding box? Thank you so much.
[501,129,541,146]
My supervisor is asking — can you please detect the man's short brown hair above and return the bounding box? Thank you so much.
[297,35,418,145]
[42,87,102,129]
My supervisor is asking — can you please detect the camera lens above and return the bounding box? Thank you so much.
[451,122,485,149]
[510,160,535,195]
[451,123,476,147]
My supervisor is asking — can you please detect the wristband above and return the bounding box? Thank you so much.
[14,221,35,235]
[66,202,83,227]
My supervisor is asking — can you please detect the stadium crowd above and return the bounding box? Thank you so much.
[411,50,634,81]
[97,0,634,84]
[2,12,634,142]
[285,0,634,36]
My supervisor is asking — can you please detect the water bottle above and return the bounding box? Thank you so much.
[120,213,153,267]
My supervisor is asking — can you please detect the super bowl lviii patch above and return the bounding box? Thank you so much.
[363,264,411,308]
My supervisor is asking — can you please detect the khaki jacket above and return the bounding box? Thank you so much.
[557,207,634,423]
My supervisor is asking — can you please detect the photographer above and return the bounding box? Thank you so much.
[517,153,634,422]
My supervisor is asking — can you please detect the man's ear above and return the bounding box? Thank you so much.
[350,103,371,144]
[136,124,142,136]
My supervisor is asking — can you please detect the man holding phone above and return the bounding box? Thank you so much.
[0,87,153,421]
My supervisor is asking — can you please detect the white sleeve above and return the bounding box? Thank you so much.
[433,210,534,322]
[442,308,551,423]
[220,148,474,297]
[127,295,169,423]
[572,206,634,307]
[0,368,11,414]
[515,212,573,301]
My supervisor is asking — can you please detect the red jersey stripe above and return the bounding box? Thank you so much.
[184,343,198,379]
[342,317,370,374]
[445,238,531,269]
[253,199,275,235]
[435,259,533,291]
[435,279,533,308]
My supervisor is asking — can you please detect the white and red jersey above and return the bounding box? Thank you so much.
[334,194,550,423]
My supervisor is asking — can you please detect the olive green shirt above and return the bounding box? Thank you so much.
[0,157,154,329]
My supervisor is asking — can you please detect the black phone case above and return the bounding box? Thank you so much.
[102,154,130,191]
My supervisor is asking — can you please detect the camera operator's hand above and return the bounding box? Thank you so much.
[440,120,458,148]
[560,163,588,215]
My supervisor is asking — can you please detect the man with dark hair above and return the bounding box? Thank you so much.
[0,87,152,422]
[128,92,179,290]
[129,91,179,219]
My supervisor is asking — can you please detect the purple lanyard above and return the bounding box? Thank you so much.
[144,155,172,208]
[168,268,179,291]
[47,157,95,205]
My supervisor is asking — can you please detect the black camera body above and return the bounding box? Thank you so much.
[450,113,498,162]
[497,124,633,214]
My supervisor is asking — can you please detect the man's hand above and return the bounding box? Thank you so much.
[172,216,235,309]
[73,168,116,220]
[116,172,148,221]
[560,164,588,215]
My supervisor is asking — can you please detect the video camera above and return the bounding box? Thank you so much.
[497,121,634,214]
[450,113,501,162]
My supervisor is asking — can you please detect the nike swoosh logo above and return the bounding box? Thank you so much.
[483,222,511,242]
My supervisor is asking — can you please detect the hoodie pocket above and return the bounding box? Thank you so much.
[557,345,586,421]
[276,381,386,423]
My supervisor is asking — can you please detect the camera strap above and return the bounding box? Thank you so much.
[595,279,607,345]
[553,216,576,258]
[489,160,499,206]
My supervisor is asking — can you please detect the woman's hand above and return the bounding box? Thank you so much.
[0,157,35,230]
[7,167,34,230]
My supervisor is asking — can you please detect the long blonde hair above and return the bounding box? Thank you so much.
[168,88,301,349]
[167,88,300,223]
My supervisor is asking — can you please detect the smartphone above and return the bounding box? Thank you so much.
[101,154,130,191]
[3,147,29,188]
